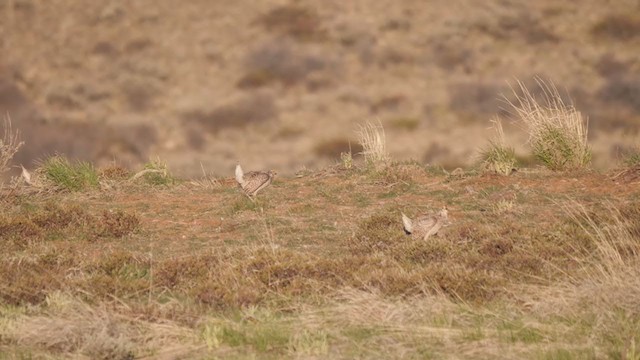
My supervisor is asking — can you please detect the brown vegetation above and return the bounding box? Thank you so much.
[1,154,640,357]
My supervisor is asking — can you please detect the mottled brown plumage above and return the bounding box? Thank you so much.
[402,206,449,240]
[235,164,276,197]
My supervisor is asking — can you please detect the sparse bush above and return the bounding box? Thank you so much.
[40,156,100,191]
[431,41,474,72]
[99,164,131,181]
[238,40,329,88]
[98,210,140,238]
[594,54,630,78]
[183,93,277,135]
[598,76,640,112]
[449,81,502,123]
[370,95,406,113]
[479,118,517,175]
[475,12,558,44]
[0,115,23,177]
[507,79,591,170]
[255,5,326,42]
[591,14,640,41]
[121,76,158,112]
[356,120,389,168]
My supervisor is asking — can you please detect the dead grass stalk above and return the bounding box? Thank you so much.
[0,114,24,177]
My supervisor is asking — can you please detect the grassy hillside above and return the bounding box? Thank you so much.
[1,153,639,358]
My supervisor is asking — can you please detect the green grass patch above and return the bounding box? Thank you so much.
[40,155,99,191]
[533,125,592,171]
[480,140,517,175]
[497,320,545,344]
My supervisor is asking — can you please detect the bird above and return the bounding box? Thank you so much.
[20,165,32,185]
[235,163,276,198]
[402,206,450,240]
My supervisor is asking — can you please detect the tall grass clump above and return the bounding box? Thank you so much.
[529,201,640,356]
[41,156,99,191]
[0,115,23,176]
[356,120,389,169]
[479,117,517,175]
[507,78,591,170]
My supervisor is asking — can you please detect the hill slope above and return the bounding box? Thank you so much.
[1,162,639,358]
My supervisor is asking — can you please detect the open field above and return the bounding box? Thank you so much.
[1,1,640,358]
[1,156,640,358]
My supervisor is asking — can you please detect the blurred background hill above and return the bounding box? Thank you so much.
[1,0,639,177]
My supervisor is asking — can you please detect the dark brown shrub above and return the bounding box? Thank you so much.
[99,164,131,180]
[594,54,631,78]
[255,5,326,42]
[598,77,640,112]
[370,95,406,113]
[448,81,502,123]
[238,40,329,88]
[183,93,277,133]
[591,14,640,41]
[0,261,60,304]
[97,210,140,238]
[474,13,559,44]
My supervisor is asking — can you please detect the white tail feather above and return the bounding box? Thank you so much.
[401,213,413,234]
[20,165,32,185]
[235,164,245,186]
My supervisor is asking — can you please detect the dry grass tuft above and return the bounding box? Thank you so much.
[356,120,390,168]
[0,115,24,178]
[520,200,640,358]
[506,78,591,170]
[4,292,198,359]
[479,117,517,175]
[189,163,221,189]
